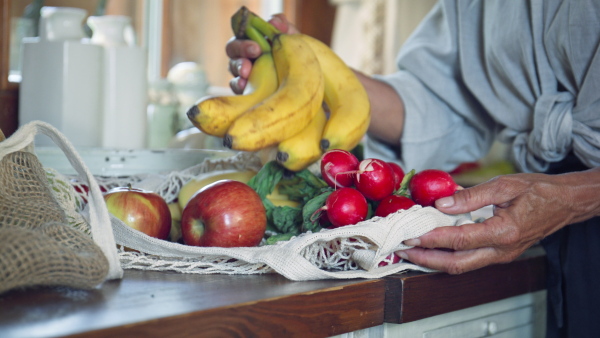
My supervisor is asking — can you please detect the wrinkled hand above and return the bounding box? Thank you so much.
[399,170,600,274]
[226,14,299,94]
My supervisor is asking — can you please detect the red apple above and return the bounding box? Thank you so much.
[180,180,267,247]
[103,185,172,240]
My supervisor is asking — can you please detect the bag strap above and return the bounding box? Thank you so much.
[0,121,123,280]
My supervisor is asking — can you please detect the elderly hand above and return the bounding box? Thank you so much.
[225,14,298,94]
[398,168,600,274]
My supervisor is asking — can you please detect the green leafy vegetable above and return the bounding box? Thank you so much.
[301,190,332,232]
[277,168,329,204]
[248,161,285,199]
[271,205,303,234]
[265,232,297,245]
[250,161,332,244]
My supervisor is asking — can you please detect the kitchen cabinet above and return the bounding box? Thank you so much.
[337,292,546,338]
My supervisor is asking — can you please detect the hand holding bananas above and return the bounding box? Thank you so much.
[226,13,295,94]
[187,7,370,172]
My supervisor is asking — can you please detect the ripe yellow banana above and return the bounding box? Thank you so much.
[224,34,325,151]
[276,106,327,171]
[186,52,278,137]
[298,34,371,152]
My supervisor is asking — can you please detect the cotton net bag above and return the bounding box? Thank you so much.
[0,124,121,294]
[1,121,475,283]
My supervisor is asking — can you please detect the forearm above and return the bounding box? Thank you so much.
[559,166,600,224]
[354,71,406,145]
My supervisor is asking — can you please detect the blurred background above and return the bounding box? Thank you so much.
[0,0,437,144]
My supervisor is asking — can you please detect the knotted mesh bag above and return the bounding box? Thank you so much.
[0,123,124,294]
[0,149,109,294]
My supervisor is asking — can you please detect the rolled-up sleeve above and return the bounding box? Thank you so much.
[367,1,496,172]
[367,0,600,173]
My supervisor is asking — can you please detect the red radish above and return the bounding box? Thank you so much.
[320,149,359,188]
[409,169,459,207]
[323,187,368,228]
[378,253,402,267]
[319,211,332,228]
[387,162,405,192]
[353,158,395,201]
[374,195,416,217]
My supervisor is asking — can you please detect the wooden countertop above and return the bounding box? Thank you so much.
[0,246,546,338]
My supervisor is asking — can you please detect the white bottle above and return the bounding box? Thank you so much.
[88,15,148,149]
[19,6,104,148]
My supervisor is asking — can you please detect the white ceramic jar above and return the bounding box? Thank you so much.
[19,6,104,148]
[39,6,87,41]
[88,15,148,149]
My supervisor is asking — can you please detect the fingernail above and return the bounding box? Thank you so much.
[404,238,420,246]
[436,196,455,208]
[270,16,283,26]
[229,78,239,92]
[398,251,408,260]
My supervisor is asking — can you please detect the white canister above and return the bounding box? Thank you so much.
[167,62,210,131]
[88,15,148,149]
[19,6,104,148]
[147,79,178,149]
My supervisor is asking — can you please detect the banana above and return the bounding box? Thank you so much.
[178,169,297,210]
[224,33,325,152]
[178,170,257,210]
[276,106,327,171]
[298,34,371,152]
[186,52,278,137]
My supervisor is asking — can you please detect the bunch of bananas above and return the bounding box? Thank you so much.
[187,6,370,172]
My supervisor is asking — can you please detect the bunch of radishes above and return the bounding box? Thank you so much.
[317,149,460,229]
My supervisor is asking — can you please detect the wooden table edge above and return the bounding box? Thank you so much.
[383,245,547,324]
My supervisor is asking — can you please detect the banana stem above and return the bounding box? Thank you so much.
[248,14,280,40]
[231,6,281,41]
[231,6,275,53]
[231,6,250,38]
[246,26,271,53]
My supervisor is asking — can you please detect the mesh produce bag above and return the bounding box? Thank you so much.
[0,122,123,294]
[78,152,471,280]
[0,149,109,294]
[2,121,474,283]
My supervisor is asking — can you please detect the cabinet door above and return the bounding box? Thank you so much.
[423,306,532,338]
[378,292,546,338]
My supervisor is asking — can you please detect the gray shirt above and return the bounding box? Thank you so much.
[366,0,600,173]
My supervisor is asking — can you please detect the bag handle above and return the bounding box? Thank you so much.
[0,121,123,280]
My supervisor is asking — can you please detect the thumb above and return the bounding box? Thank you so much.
[435,183,498,214]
